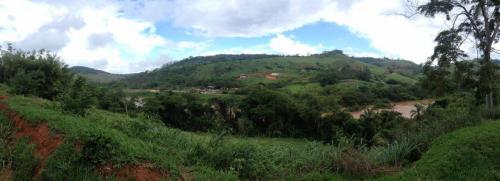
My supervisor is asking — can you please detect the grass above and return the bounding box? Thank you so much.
[0,110,43,181]
[122,54,418,88]
[382,121,500,180]
[281,83,322,94]
[384,73,417,85]
[1,95,352,180]
[1,91,497,180]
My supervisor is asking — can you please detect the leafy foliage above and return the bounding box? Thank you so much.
[0,46,72,99]
[58,76,95,116]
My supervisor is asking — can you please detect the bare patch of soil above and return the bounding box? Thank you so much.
[266,74,277,80]
[0,96,63,178]
[0,166,13,181]
[117,164,169,181]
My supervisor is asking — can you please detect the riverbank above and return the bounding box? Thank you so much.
[350,99,434,119]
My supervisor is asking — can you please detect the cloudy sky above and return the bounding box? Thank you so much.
[0,0,445,73]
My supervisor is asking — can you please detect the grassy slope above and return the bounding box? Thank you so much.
[383,121,500,181]
[1,95,349,180]
[69,66,128,83]
[1,87,499,180]
[120,54,418,88]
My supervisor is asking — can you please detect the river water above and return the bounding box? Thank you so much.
[350,99,434,119]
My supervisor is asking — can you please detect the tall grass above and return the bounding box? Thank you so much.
[3,95,353,180]
[0,93,488,180]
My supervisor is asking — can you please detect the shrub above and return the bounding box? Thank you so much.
[389,122,500,180]
[58,76,94,116]
[42,141,101,181]
[188,134,264,179]
[370,138,419,166]
[0,47,72,100]
[80,134,118,166]
[333,147,375,176]
[11,138,39,181]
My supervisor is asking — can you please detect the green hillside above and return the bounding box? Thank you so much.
[117,51,421,89]
[0,86,497,180]
[384,121,500,181]
[1,48,498,181]
[69,66,129,83]
[0,93,350,180]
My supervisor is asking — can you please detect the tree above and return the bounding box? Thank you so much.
[417,0,500,111]
[0,46,72,99]
[240,88,300,136]
[59,76,95,116]
[356,66,372,81]
[411,104,426,120]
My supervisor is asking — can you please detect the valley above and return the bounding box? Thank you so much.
[1,0,500,180]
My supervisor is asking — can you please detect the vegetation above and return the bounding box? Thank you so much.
[418,0,500,110]
[0,46,72,100]
[114,51,420,89]
[0,38,498,179]
[69,66,128,83]
[384,121,500,181]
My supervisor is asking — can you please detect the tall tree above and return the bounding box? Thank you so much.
[417,0,500,110]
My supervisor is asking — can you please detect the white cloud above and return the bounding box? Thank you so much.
[200,45,272,56]
[343,47,383,58]
[269,34,321,55]
[0,0,196,73]
[319,0,443,63]
[131,0,341,37]
[0,0,449,73]
[0,0,66,43]
[123,0,441,62]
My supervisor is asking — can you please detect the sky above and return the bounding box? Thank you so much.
[0,0,447,73]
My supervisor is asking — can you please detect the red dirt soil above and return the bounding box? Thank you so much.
[0,97,63,178]
[0,96,171,180]
[14,120,63,157]
[116,164,169,181]
[265,74,277,80]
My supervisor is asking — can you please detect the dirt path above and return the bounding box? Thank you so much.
[350,99,434,119]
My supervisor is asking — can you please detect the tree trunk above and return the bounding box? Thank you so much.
[483,48,494,112]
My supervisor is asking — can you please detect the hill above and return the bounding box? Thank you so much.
[0,92,350,180]
[0,89,497,180]
[384,121,500,180]
[116,51,421,89]
[69,66,128,83]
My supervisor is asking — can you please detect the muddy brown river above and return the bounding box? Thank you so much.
[350,99,434,119]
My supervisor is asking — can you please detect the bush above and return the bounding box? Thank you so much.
[58,76,94,116]
[42,141,101,181]
[0,47,72,100]
[11,138,39,181]
[0,115,12,171]
[413,121,500,180]
[80,134,118,166]
[369,138,419,166]
[188,134,264,179]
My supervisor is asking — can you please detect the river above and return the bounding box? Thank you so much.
[350,99,434,119]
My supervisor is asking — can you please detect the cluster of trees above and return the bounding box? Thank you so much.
[313,65,372,86]
[0,47,72,100]
[141,87,409,144]
[0,46,135,116]
[415,0,500,111]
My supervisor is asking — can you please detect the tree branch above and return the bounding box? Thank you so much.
[490,6,500,41]
[455,3,482,36]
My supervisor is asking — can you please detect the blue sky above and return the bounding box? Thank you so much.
[0,0,445,73]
